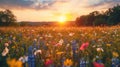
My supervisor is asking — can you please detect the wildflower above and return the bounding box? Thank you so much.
[55,39,64,46]
[56,51,64,55]
[69,33,74,36]
[45,59,53,66]
[92,45,96,48]
[96,56,99,59]
[59,39,64,44]
[64,59,73,66]
[39,37,43,39]
[12,46,15,49]
[34,38,37,42]
[80,42,89,51]
[34,50,42,55]
[19,55,28,63]
[111,57,120,67]
[96,48,104,52]
[106,44,111,47]
[13,37,16,40]
[112,52,119,57]
[2,47,9,56]
[93,62,104,67]
[66,43,70,47]
[98,39,102,42]
[7,59,23,67]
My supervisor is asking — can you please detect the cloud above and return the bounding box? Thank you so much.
[87,0,120,8]
[0,0,33,9]
[0,0,70,10]
[0,0,119,10]
[0,0,120,21]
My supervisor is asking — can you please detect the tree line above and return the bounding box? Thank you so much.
[75,5,120,26]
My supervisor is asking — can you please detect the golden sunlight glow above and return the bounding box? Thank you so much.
[58,15,67,23]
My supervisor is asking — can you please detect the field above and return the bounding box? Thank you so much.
[0,26,120,67]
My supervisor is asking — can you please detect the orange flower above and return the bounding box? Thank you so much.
[7,59,23,67]
[56,51,64,55]
[64,59,73,66]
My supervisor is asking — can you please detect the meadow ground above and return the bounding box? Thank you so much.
[0,26,120,67]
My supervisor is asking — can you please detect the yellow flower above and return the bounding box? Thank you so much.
[112,52,119,57]
[12,46,15,49]
[106,44,111,47]
[56,51,64,55]
[7,59,23,67]
[64,59,73,66]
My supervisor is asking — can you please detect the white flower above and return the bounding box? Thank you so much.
[2,47,9,56]
[94,33,97,36]
[40,37,43,39]
[19,56,28,63]
[59,39,64,45]
[13,37,16,40]
[96,48,104,52]
[34,38,37,41]
[81,34,84,36]
[98,39,102,41]
[69,33,74,36]
[66,44,70,47]
[92,45,96,48]
[96,56,99,58]
[34,50,42,55]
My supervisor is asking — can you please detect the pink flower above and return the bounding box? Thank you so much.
[55,43,62,46]
[93,62,104,67]
[45,59,53,67]
[80,42,89,50]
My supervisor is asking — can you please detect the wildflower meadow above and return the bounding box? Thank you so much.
[0,26,120,67]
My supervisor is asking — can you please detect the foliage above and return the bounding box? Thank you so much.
[0,9,17,26]
[76,5,120,26]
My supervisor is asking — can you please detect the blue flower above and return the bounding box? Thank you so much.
[28,46,33,55]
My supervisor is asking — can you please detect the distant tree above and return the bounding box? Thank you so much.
[106,5,120,25]
[19,21,29,26]
[75,4,120,26]
[0,9,17,26]
[76,15,87,26]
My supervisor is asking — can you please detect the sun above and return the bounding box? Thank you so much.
[58,16,67,23]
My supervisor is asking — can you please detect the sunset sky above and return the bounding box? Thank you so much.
[0,0,120,22]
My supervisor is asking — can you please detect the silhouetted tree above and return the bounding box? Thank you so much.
[75,4,120,26]
[0,9,17,26]
[106,5,120,25]
[76,15,87,26]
